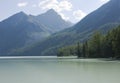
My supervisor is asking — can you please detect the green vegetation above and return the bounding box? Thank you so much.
[57,45,78,56]
[57,26,120,59]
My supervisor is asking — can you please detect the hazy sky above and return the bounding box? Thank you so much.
[0,0,109,23]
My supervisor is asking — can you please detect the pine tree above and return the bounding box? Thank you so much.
[112,27,120,58]
[88,32,103,58]
[77,42,81,58]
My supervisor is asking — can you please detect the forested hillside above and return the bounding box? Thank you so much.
[57,26,120,59]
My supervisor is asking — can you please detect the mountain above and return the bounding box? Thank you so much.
[15,0,120,56]
[0,9,71,55]
[0,12,50,55]
[36,9,72,33]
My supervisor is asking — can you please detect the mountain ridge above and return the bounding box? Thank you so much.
[36,9,72,33]
[0,9,72,55]
[14,0,120,56]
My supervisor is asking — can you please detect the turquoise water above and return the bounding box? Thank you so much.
[0,57,120,83]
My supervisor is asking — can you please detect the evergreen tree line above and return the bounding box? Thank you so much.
[57,26,120,59]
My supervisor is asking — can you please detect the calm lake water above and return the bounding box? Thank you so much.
[0,57,120,83]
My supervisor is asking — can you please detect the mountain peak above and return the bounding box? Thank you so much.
[15,11,27,16]
[46,9,57,13]
[12,11,28,20]
[37,9,60,19]
[36,9,72,32]
[18,11,25,14]
[1,11,28,24]
[44,9,59,16]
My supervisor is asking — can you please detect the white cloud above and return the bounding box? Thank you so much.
[73,10,86,21]
[59,1,73,11]
[39,0,60,11]
[38,0,72,21]
[17,2,28,7]
[59,13,70,20]
[32,4,37,7]
[39,0,73,12]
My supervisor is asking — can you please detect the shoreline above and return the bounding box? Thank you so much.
[0,56,119,61]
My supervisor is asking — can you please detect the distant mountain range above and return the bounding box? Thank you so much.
[14,0,120,56]
[0,9,72,55]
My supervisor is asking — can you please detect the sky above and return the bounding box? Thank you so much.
[0,0,110,23]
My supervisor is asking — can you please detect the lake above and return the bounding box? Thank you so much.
[0,57,120,83]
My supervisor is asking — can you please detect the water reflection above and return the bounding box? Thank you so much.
[0,58,119,83]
